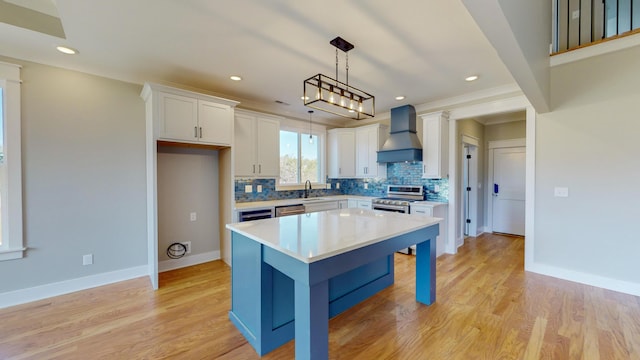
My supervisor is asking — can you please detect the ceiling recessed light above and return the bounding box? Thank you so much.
[395,96,405,101]
[56,45,78,55]
[230,75,242,81]
[301,96,309,100]
[465,75,479,82]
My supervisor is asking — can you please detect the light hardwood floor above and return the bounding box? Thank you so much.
[1,233,639,359]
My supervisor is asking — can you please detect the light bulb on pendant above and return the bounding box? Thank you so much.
[308,110,314,144]
[329,89,335,104]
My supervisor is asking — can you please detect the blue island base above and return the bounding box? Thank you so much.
[229,232,394,355]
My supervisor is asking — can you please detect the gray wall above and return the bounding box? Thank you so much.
[0,57,147,293]
[157,146,220,260]
[485,120,526,142]
[536,45,640,284]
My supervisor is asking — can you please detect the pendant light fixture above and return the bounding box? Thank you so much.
[303,36,375,120]
[308,110,314,144]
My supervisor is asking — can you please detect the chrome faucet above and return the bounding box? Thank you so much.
[304,180,311,198]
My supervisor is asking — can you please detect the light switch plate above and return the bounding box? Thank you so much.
[554,187,569,197]
[364,183,368,190]
[336,183,340,189]
[244,185,252,193]
[257,185,262,193]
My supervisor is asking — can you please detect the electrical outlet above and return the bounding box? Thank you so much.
[336,183,340,189]
[434,185,440,192]
[82,254,93,266]
[257,185,263,193]
[554,187,569,197]
[181,241,192,254]
[364,183,368,190]
[326,183,331,189]
[190,212,197,221]
[244,185,252,193]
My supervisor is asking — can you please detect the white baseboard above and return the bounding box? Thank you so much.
[477,226,489,235]
[527,262,640,297]
[158,250,220,273]
[0,265,148,309]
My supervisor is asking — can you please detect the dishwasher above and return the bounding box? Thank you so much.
[238,207,275,222]
[275,204,305,217]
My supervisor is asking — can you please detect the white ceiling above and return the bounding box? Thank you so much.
[0,0,518,125]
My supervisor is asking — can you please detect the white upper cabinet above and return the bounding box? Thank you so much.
[142,83,238,146]
[327,128,356,178]
[198,100,233,145]
[234,110,280,177]
[421,111,449,179]
[355,124,388,178]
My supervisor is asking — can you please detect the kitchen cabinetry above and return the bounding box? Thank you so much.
[356,200,372,209]
[143,83,236,146]
[420,111,449,179]
[304,200,339,213]
[355,124,388,178]
[410,202,448,257]
[327,128,356,178]
[346,199,371,209]
[234,110,280,177]
[338,200,348,209]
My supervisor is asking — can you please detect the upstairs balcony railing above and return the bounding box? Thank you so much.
[553,0,640,54]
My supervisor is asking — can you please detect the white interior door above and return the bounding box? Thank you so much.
[492,147,525,235]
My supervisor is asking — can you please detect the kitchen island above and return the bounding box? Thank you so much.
[226,208,441,359]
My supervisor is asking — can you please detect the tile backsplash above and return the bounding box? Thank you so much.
[235,162,448,203]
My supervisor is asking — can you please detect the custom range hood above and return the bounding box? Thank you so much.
[377,105,422,163]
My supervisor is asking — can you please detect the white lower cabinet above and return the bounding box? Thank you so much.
[357,200,372,209]
[410,203,448,257]
[304,201,339,213]
[338,200,348,209]
[346,199,371,209]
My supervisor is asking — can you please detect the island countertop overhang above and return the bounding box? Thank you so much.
[226,208,441,263]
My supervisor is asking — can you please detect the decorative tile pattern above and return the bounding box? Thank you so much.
[235,162,449,203]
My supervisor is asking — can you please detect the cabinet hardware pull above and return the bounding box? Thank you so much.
[199,127,203,138]
[259,164,262,173]
[194,126,198,138]
[253,164,256,173]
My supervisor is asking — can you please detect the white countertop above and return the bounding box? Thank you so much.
[234,195,375,210]
[226,208,442,263]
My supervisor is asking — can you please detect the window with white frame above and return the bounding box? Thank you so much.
[0,62,24,261]
[279,127,323,185]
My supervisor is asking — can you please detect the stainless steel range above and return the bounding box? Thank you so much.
[372,185,424,213]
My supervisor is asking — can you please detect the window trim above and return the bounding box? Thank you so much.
[0,61,24,261]
[277,123,326,189]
